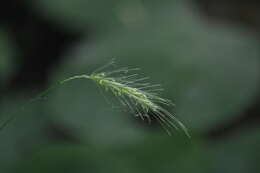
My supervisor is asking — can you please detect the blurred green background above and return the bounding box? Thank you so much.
[1,0,260,172]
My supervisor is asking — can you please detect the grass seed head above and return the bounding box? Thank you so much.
[85,61,189,137]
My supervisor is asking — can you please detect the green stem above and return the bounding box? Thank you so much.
[0,75,91,132]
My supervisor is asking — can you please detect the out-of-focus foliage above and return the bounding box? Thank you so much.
[0,0,260,173]
[14,135,207,173]
[208,129,260,173]
[29,0,178,33]
[0,30,15,83]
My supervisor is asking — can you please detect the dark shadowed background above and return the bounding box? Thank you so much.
[0,0,260,172]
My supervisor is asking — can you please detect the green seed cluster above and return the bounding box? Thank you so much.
[87,70,189,137]
[61,63,189,137]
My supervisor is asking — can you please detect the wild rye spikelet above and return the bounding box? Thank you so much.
[61,60,189,137]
